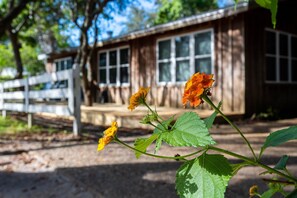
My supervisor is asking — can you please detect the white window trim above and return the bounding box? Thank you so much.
[265,28,297,84]
[98,46,130,87]
[54,57,73,72]
[156,28,214,85]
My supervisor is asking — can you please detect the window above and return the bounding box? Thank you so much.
[157,30,213,84]
[98,47,130,85]
[265,29,297,83]
[54,57,73,88]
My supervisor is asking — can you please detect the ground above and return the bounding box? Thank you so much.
[0,115,297,198]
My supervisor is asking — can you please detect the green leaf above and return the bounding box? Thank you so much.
[154,134,163,154]
[270,0,278,28]
[162,112,216,147]
[255,0,271,9]
[176,153,232,198]
[134,134,159,158]
[261,189,277,198]
[204,101,222,129]
[230,162,250,175]
[274,155,289,170]
[261,126,297,155]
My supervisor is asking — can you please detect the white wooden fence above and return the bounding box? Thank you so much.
[0,65,81,135]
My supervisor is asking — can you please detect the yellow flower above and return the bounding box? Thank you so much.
[128,87,150,111]
[249,185,258,196]
[182,72,214,107]
[97,121,118,151]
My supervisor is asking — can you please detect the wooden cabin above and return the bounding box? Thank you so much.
[45,0,297,117]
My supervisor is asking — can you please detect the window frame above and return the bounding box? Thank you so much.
[54,57,73,72]
[97,46,130,87]
[156,28,214,85]
[265,28,297,84]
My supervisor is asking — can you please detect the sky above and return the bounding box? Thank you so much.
[68,0,236,46]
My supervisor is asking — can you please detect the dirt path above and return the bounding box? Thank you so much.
[0,117,297,198]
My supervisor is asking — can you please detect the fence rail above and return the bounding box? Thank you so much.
[0,65,81,135]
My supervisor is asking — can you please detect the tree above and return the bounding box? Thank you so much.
[63,0,129,106]
[154,0,217,25]
[121,4,155,34]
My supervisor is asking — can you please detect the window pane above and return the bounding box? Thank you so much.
[266,31,276,54]
[109,68,117,83]
[266,57,276,81]
[99,53,106,67]
[158,40,171,60]
[66,59,72,69]
[292,60,297,81]
[120,48,129,64]
[195,58,211,74]
[159,62,171,82]
[109,50,117,65]
[279,34,288,56]
[120,67,129,83]
[292,37,297,58]
[195,32,211,55]
[176,60,190,82]
[99,69,106,83]
[175,36,189,58]
[61,61,65,70]
[280,58,288,81]
[55,62,60,71]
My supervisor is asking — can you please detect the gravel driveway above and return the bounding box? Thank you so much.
[1,117,297,198]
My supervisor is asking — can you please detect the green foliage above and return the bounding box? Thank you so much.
[20,44,44,75]
[134,134,159,158]
[286,189,297,198]
[0,44,14,68]
[176,153,232,198]
[261,126,297,155]
[161,112,216,147]
[203,101,222,129]
[253,0,278,28]
[154,0,217,25]
[274,155,289,170]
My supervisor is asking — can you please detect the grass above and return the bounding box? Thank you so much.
[0,116,49,135]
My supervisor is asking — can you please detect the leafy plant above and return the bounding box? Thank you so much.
[98,72,297,197]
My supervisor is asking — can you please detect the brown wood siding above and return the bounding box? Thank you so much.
[244,0,297,117]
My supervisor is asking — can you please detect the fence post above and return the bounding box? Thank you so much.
[68,64,81,135]
[25,78,32,128]
[0,83,5,118]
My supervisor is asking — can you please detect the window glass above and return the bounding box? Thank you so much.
[120,67,129,83]
[266,31,276,54]
[266,57,276,81]
[279,58,288,81]
[292,37,297,58]
[195,32,211,55]
[109,68,117,83]
[292,60,297,81]
[61,61,65,71]
[120,48,129,64]
[176,60,190,82]
[195,58,211,74]
[66,59,72,69]
[99,53,106,67]
[99,69,106,83]
[109,50,117,65]
[175,36,189,58]
[279,34,288,56]
[159,62,171,82]
[158,40,171,60]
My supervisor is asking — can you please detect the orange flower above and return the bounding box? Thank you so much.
[182,72,214,107]
[97,121,118,151]
[128,87,150,111]
[249,185,258,196]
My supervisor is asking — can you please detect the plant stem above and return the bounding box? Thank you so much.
[203,95,257,161]
[114,137,203,161]
[208,146,297,183]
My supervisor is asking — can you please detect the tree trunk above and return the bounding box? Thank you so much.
[7,27,23,79]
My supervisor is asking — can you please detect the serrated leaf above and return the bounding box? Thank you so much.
[134,134,159,158]
[204,101,222,129]
[154,134,163,154]
[162,112,215,147]
[176,154,232,198]
[153,115,175,134]
[275,155,289,170]
[261,126,297,155]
